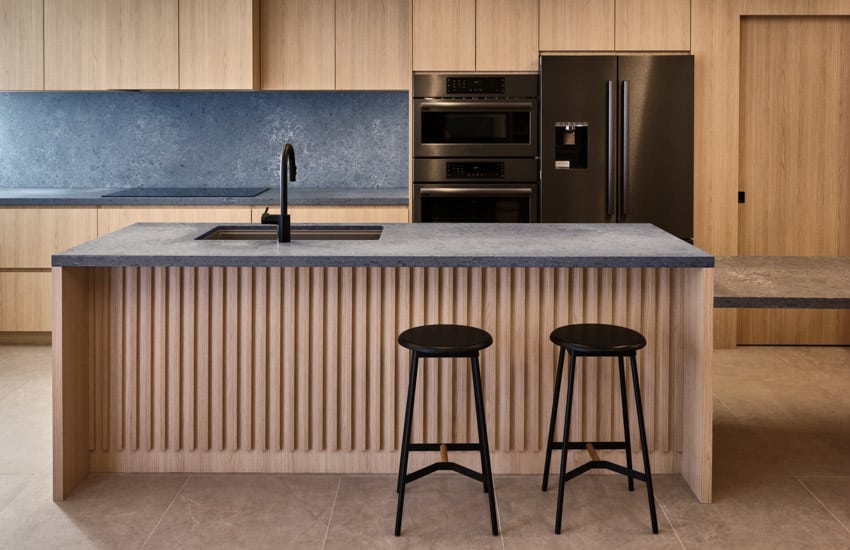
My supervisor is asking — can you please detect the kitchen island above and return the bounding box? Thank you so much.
[52,223,714,503]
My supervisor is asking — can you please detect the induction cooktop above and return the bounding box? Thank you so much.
[102,187,269,198]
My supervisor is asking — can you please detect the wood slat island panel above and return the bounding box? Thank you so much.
[54,264,712,502]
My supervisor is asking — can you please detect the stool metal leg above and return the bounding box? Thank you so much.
[629,355,659,534]
[554,351,577,534]
[395,351,420,536]
[618,356,635,492]
[542,346,566,492]
[471,355,499,536]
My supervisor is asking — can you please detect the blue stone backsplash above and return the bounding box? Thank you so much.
[0,91,408,190]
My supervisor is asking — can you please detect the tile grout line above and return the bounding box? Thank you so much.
[320,477,342,550]
[139,474,192,550]
[656,499,687,550]
[796,477,850,534]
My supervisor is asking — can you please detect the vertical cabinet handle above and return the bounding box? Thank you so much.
[606,80,615,217]
[621,80,630,217]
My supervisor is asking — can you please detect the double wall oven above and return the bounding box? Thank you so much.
[412,73,539,223]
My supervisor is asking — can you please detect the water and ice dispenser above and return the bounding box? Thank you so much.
[553,122,588,169]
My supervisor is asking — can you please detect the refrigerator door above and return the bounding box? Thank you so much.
[540,56,617,223]
[617,56,694,241]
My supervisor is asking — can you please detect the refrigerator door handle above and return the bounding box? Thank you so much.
[607,80,616,217]
[621,80,630,217]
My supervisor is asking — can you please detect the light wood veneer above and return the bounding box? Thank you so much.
[53,264,713,503]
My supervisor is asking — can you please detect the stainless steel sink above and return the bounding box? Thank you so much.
[197,224,383,241]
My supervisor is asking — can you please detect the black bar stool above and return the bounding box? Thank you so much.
[541,323,658,534]
[395,324,498,536]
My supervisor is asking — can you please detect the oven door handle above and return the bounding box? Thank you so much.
[419,101,534,111]
[420,187,533,196]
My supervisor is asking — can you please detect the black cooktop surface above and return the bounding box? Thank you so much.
[102,187,269,198]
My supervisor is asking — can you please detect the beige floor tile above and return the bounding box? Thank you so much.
[798,476,850,533]
[0,474,34,513]
[324,474,502,549]
[143,473,340,550]
[0,473,187,550]
[499,474,681,549]
[656,475,850,549]
[0,368,53,475]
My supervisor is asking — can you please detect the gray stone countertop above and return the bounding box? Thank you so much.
[52,222,713,269]
[0,187,408,206]
[714,256,850,308]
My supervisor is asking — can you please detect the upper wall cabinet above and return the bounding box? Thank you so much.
[0,0,43,90]
[335,0,410,90]
[539,0,615,51]
[44,0,107,89]
[44,0,178,90]
[108,0,179,89]
[261,0,335,90]
[412,0,475,71]
[476,0,538,71]
[615,0,690,51]
[179,0,259,89]
[540,0,690,52]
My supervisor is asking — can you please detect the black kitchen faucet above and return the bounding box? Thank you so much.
[261,143,296,242]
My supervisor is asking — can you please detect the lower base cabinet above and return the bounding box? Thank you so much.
[0,271,52,332]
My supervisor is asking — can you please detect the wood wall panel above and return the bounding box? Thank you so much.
[70,265,711,502]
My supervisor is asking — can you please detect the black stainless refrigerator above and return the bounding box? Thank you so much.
[540,55,694,241]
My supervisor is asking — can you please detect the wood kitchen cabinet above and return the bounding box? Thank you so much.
[539,0,690,52]
[0,207,97,333]
[106,0,179,89]
[97,207,252,236]
[476,0,538,71]
[261,0,335,90]
[412,0,475,71]
[179,0,259,89]
[44,0,107,89]
[0,0,43,90]
[44,0,178,90]
[335,0,410,90]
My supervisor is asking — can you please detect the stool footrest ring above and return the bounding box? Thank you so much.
[550,441,628,451]
[561,460,650,484]
[404,461,485,486]
[408,442,482,452]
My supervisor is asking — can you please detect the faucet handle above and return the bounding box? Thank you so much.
[260,206,279,225]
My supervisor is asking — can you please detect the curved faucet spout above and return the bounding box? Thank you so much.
[277,143,296,243]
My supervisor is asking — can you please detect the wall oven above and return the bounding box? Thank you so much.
[413,158,539,223]
[413,74,538,158]
[413,73,540,223]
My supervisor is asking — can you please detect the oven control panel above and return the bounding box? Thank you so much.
[446,77,505,95]
[446,161,505,179]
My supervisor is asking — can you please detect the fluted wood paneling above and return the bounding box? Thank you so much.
[55,265,712,502]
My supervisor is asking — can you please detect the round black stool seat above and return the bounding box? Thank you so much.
[398,324,493,357]
[550,323,646,354]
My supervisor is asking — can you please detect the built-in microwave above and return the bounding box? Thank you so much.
[413,74,538,158]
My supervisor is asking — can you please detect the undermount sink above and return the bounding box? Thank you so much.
[196,224,383,241]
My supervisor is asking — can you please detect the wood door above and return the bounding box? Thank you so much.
[615,0,690,51]
[44,0,108,90]
[106,0,178,89]
[412,0,475,71]
[738,16,850,344]
[0,0,43,90]
[179,0,259,89]
[476,0,538,71]
[260,0,335,90]
[539,0,614,52]
[335,0,410,90]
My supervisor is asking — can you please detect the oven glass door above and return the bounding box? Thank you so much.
[415,185,538,223]
[414,100,537,157]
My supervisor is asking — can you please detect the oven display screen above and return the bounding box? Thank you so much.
[420,112,531,144]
